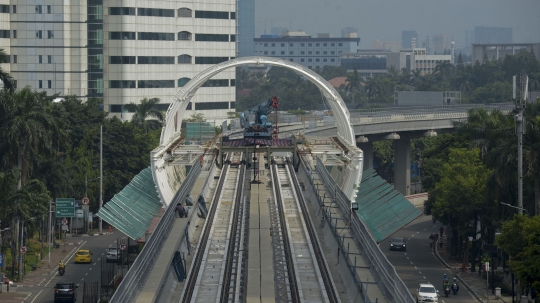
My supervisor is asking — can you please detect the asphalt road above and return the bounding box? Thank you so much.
[381,214,479,303]
[24,231,127,303]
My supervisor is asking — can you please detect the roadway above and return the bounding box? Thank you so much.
[381,214,479,303]
[23,231,125,303]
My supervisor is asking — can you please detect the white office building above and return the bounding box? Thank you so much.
[0,0,237,121]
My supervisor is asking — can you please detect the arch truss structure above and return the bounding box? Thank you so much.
[150,56,363,206]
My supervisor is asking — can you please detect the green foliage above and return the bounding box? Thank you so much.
[469,82,512,104]
[496,215,540,293]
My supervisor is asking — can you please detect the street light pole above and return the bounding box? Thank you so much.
[99,124,103,232]
[48,201,52,269]
[514,74,528,215]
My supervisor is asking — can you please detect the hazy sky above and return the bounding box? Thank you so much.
[255,0,540,49]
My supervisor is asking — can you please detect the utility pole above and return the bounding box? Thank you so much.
[99,125,103,232]
[48,201,52,268]
[514,75,528,215]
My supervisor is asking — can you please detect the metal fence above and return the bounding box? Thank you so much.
[109,162,202,303]
[313,158,415,303]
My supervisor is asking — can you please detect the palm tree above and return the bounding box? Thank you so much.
[345,69,364,104]
[122,97,164,133]
[0,86,54,188]
[0,48,15,93]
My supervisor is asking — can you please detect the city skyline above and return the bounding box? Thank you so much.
[255,0,540,49]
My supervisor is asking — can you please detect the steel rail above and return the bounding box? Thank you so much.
[220,155,246,302]
[286,158,339,303]
[270,160,301,303]
[182,154,232,303]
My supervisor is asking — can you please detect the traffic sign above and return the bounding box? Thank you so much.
[119,243,126,251]
[20,246,27,254]
[62,218,68,225]
[56,198,75,217]
[82,197,90,205]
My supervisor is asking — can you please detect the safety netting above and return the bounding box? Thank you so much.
[97,167,162,240]
[355,168,422,243]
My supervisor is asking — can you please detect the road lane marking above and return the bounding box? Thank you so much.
[93,263,97,265]
[415,266,417,269]
[86,273,88,275]
[423,276,426,279]
[30,290,43,303]
[410,262,413,264]
[419,271,422,274]
[407,257,409,260]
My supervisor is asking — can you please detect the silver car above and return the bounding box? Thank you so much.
[106,247,119,262]
[416,283,438,303]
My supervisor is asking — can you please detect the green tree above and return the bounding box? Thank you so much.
[0,48,15,92]
[496,215,540,293]
[122,97,164,133]
[345,69,364,104]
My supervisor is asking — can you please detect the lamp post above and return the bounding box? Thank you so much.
[513,74,528,215]
[99,124,103,233]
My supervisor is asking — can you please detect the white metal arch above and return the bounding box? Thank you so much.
[160,56,355,147]
[152,56,363,206]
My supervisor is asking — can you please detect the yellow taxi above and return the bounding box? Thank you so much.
[74,249,93,263]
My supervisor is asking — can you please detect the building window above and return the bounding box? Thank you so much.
[308,51,312,55]
[138,32,174,41]
[308,66,312,69]
[323,58,327,62]
[323,43,327,47]
[300,51,305,55]
[12,30,16,38]
[338,43,343,46]
[48,30,54,38]
[138,56,174,64]
[271,51,275,55]
[0,30,11,38]
[38,80,42,88]
[280,51,285,55]
[308,43,312,47]
[230,79,235,86]
[178,8,192,17]
[300,59,304,62]
[301,43,305,47]
[331,51,335,55]
[201,79,229,87]
[48,55,52,63]
[47,5,51,13]
[271,43,275,47]
[323,51,327,55]
[0,5,9,13]
[315,58,320,62]
[178,54,192,64]
[110,80,136,88]
[13,55,17,63]
[178,77,191,87]
[230,35,235,42]
[137,8,174,17]
[138,80,174,88]
[308,58,312,62]
[178,31,192,40]
[264,43,268,47]
[316,51,320,55]
[331,43,335,46]
[195,10,229,19]
[48,80,52,88]
[195,34,228,42]
[264,51,268,55]
[289,51,293,55]
[315,43,320,47]
[35,5,42,13]
[230,12,235,19]
[13,80,17,88]
[109,32,136,40]
[281,43,285,47]
[109,7,136,15]
[194,57,228,64]
[194,102,229,110]
[289,43,294,47]
[109,56,135,64]
[289,59,293,62]
[38,55,42,63]
[12,5,16,13]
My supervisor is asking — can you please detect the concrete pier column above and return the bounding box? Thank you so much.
[394,138,411,196]
[357,142,373,171]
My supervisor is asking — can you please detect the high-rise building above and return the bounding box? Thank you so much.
[373,40,401,52]
[402,30,418,49]
[474,26,512,44]
[433,34,450,55]
[341,27,358,38]
[238,0,255,57]
[1,0,237,122]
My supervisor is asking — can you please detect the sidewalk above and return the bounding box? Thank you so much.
[434,238,512,303]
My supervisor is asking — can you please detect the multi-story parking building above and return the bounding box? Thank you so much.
[0,0,237,121]
[253,31,360,70]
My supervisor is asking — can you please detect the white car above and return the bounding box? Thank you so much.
[416,283,438,303]
[106,247,119,262]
